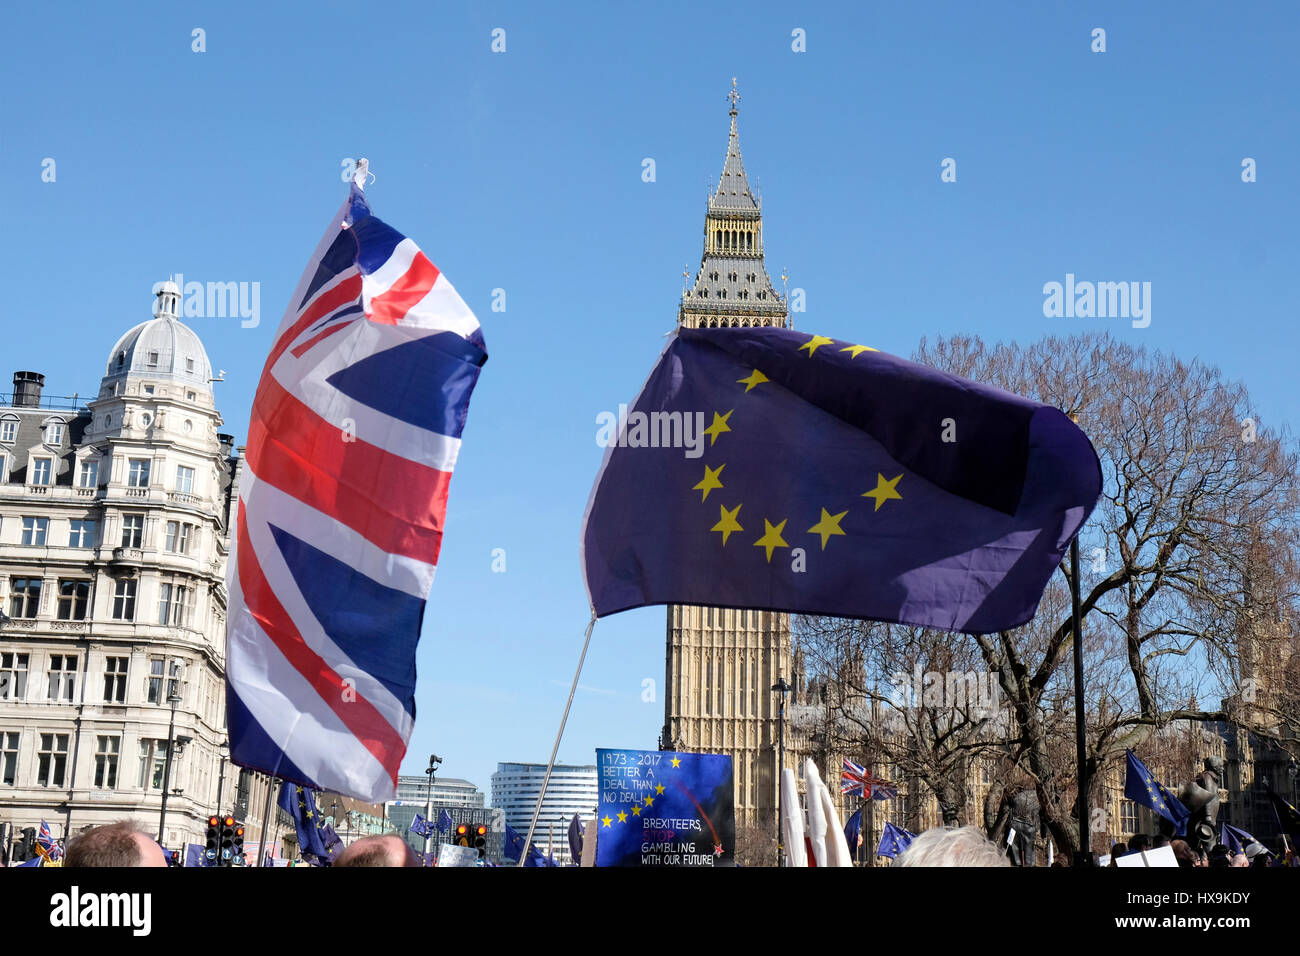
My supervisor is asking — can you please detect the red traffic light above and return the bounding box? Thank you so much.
[456,824,467,835]
[208,816,220,827]
[235,827,245,837]
[224,816,235,827]
[476,825,487,836]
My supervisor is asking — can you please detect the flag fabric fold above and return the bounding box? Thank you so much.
[225,181,487,803]
[278,782,337,866]
[1268,789,1300,851]
[503,824,558,867]
[1124,750,1190,835]
[581,326,1101,633]
[841,759,896,799]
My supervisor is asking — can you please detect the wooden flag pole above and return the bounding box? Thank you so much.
[518,612,598,867]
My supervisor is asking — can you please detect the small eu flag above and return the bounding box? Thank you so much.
[437,809,454,832]
[877,822,916,860]
[277,782,335,866]
[582,327,1101,633]
[1123,750,1190,834]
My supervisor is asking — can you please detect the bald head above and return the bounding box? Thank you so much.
[66,821,168,868]
[334,834,421,867]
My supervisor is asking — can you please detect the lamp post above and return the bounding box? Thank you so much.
[424,754,442,858]
[771,676,791,867]
[157,661,185,844]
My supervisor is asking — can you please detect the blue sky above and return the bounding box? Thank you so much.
[3,1,1297,798]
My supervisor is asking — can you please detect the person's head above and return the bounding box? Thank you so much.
[1153,834,1170,849]
[334,834,422,868]
[1169,839,1196,868]
[1231,852,1249,867]
[1128,834,1151,853]
[893,826,1009,868]
[65,821,168,868]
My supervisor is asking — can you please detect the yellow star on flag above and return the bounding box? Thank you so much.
[632,805,642,816]
[617,811,627,823]
[645,796,655,807]
[655,784,665,795]
[693,463,725,502]
[754,518,790,562]
[798,334,834,357]
[601,815,613,828]
[862,473,903,511]
[737,369,769,392]
[807,508,848,550]
[703,410,734,445]
[840,344,877,358]
[670,757,681,769]
[710,503,743,545]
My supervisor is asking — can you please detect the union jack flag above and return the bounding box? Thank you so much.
[226,178,487,804]
[35,819,61,861]
[841,759,897,800]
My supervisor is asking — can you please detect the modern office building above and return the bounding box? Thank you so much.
[491,761,598,865]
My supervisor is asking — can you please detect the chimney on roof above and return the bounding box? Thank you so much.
[12,371,44,408]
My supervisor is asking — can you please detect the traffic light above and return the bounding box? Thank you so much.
[204,816,220,865]
[219,816,236,866]
[454,823,470,848]
[231,823,245,866]
[472,824,487,859]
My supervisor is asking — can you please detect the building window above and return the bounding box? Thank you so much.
[44,422,65,445]
[30,457,52,485]
[20,516,49,546]
[138,739,168,790]
[56,579,91,620]
[175,465,194,494]
[164,521,192,554]
[186,391,196,402]
[127,459,150,487]
[9,578,41,618]
[1120,799,1138,834]
[0,419,16,443]
[121,514,144,548]
[143,385,155,395]
[47,654,78,701]
[148,351,159,366]
[68,519,97,548]
[111,579,136,621]
[1,731,18,785]
[37,733,70,787]
[158,583,194,628]
[78,459,98,488]
[94,736,120,789]
[146,657,167,704]
[186,358,195,373]
[103,657,128,703]
[0,653,29,701]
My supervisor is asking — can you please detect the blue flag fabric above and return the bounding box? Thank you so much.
[877,822,916,859]
[410,813,432,837]
[581,327,1102,633]
[503,824,558,867]
[1124,751,1190,835]
[183,843,205,868]
[437,809,454,832]
[16,856,41,867]
[278,782,335,866]
[843,808,863,858]
[1219,822,1241,854]
[568,813,584,865]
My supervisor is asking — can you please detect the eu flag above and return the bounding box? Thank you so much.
[582,327,1101,633]
[1124,750,1190,834]
[877,821,916,859]
[503,824,557,867]
[843,808,863,858]
[278,782,335,866]
[1268,790,1300,851]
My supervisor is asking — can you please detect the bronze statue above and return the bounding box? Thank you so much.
[1166,756,1224,857]
[985,783,1046,866]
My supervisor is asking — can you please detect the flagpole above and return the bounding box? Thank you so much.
[1070,536,1090,866]
[518,612,598,867]
[258,774,277,866]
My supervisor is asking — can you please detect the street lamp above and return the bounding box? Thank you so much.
[771,676,792,867]
[157,660,185,844]
[424,754,442,858]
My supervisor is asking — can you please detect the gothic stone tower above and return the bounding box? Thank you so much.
[662,82,795,828]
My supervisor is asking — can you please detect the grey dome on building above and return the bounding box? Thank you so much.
[101,280,213,390]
